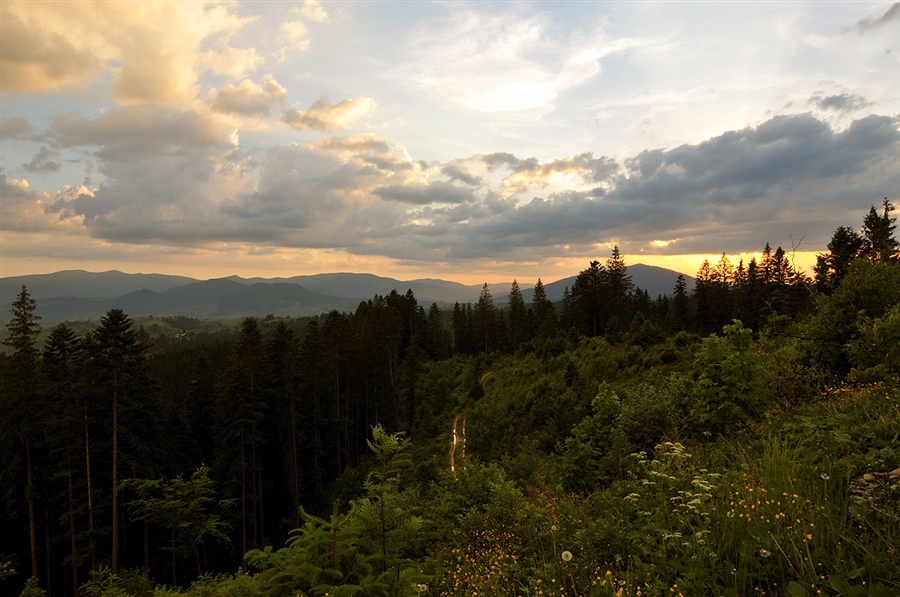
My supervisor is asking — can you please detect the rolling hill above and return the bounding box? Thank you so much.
[0,264,692,323]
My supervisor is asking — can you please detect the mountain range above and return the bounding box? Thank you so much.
[0,265,693,324]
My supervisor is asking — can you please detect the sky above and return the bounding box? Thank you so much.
[1,1,898,285]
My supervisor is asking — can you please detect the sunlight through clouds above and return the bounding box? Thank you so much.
[0,1,897,281]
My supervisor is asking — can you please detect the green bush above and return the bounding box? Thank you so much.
[689,321,766,435]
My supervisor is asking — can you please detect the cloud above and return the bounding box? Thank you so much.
[809,93,871,113]
[0,174,89,234]
[474,151,619,195]
[0,1,257,103]
[282,97,378,132]
[0,176,43,231]
[41,132,416,249]
[32,112,900,268]
[0,116,34,139]
[211,76,288,117]
[49,147,256,244]
[109,2,255,105]
[397,4,641,114]
[441,162,483,187]
[307,134,429,184]
[309,134,393,155]
[374,181,478,205]
[22,146,61,173]
[400,113,900,262]
[0,3,106,93]
[280,20,312,53]
[200,46,265,80]
[852,2,900,33]
[278,1,329,54]
[51,105,238,159]
[298,0,329,24]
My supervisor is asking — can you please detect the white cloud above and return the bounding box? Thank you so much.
[298,0,329,24]
[397,5,641,114]
[200,46,265,80]
[280,19,312,53]
[0,1,257,104]
[278,1,330,54]
[282,97,377,132]
[0,174,89,234]
[211,76,288,117]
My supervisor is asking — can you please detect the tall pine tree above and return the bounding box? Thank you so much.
[2,286,42,582]
[91,309,154,573]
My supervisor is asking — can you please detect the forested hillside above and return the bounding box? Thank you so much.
[1,202,898,597]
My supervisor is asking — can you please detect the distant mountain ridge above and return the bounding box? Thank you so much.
[1,265,693,324]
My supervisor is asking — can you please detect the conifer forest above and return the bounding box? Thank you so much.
[1,201,899,597]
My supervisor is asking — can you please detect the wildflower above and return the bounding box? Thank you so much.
[561,551,573,562]
[759,549,771,558]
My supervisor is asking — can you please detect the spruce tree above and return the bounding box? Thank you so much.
[216,317,264,566]
[507,280,528,349]
[814,226,863,292]
[264,321,303,527]
[605,245,634,331]
[693,260,715,334]
[2,286,42,581]
[861,198,898,263]
[531,278,555,336]
[92,308,153,573]
[672,274,690,329]
[475,283,496,353]
[570,261,604,336]
[41,323,85,591]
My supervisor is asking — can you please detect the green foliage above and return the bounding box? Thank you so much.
[689,320,766,434]
[245,426,426,597]
[846,305,900,382]
[0,559,15,582]
[756,334,823,408]
[82,567,132,597]
[558,383,622,490]
[122,466,232,574]
[18,577,45,597]
[806,259,900,375]
[425,463,539,596]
